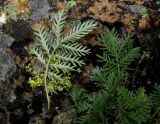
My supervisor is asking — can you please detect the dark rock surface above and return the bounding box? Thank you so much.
[0,35,14,48]
[0,50,16,81]
[0,111,6,124]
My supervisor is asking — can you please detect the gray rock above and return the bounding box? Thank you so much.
[0,35,14,48]
[53,109,76,124]
[0,50,16,81]
[29,0,51,21]
[0,80,15,105]
[128,5,144,14]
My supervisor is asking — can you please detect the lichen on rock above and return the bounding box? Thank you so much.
[0,50,16,81]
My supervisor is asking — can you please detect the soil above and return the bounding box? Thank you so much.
[0,0,160,124]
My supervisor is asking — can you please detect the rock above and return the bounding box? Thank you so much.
[0,34,14,48]
[0,50,16,81]
[29,115,45,124]
[29,0,51,21]
[0,111,6,124]
[128,5,144,14]
[0,80,16,105]
[52,109,76,124]
[10,20,31,40]
[0,36,17,115]
[10,108,30,124]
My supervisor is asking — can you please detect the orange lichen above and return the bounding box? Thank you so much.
[139,17,150,29]
[88,1,122,22]
[9,0,30,17]
[56,2,65,9]
[53,0,158,36]
[31,21,49,30]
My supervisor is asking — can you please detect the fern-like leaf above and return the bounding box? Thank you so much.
[152,84,160,109]
[69,27,142,123]
[62,43,90,56]
[48,71,63,81]
[98,28,119,57]
[55,53,84,66]
[116,87,150,124]
[52,9,66,42]
[76,114,90,124]
[61,20,97,43]
[119,47,140,68]
[29,9,97,109]
[34,27,50,55]
[50,62,74,73]
[77,100,90,113]
[30,47,46,65]
[69,86,87,105]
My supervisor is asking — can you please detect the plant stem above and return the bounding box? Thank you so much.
[44,55,52,110]
[44,43,60,110]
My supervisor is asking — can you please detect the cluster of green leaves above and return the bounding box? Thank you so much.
[151,85,160,123]
[28,9,97,109]
[139,6,148,18]
[69,28,155,124]
[66,0,77,8]
[4,4,18,21]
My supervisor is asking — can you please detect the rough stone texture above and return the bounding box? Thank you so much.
[0,50,16,81]
[0,0,159,123]
[0,111,6,124]
[52,109,75,124]
[29,0,51,21]
[128,5,144,14]
[29,116,45,124]
[0,35,14,48]
[10,20,31,40]
[0,80,16,109]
